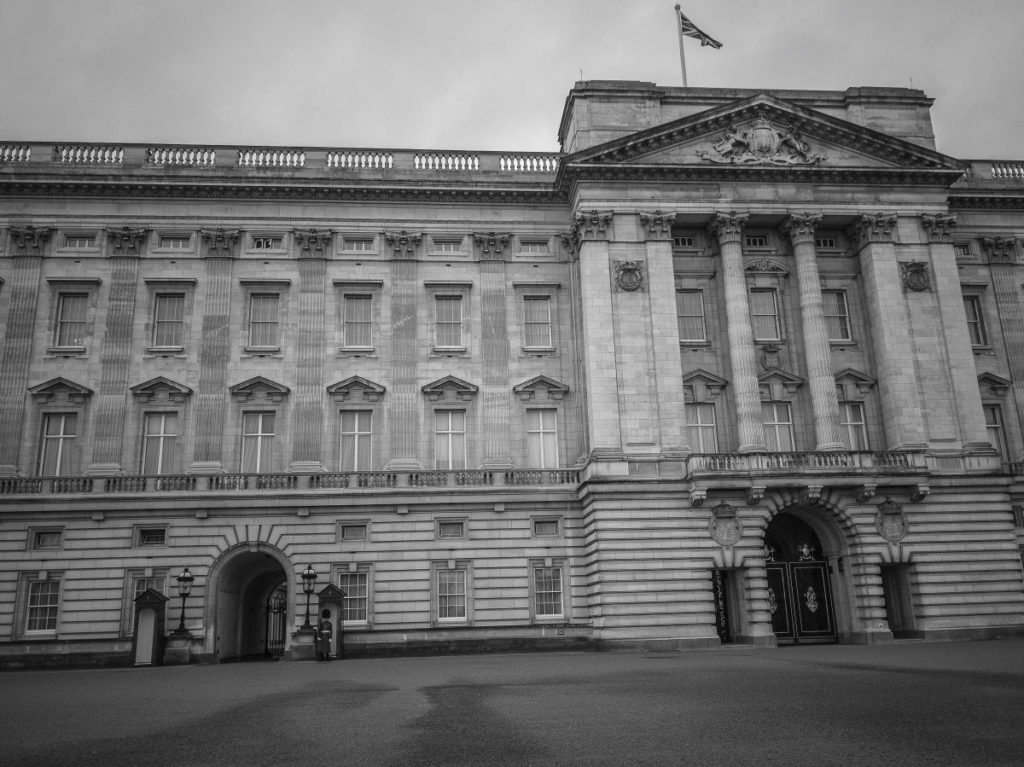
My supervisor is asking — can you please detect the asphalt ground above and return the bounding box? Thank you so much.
[1,639,1023,767]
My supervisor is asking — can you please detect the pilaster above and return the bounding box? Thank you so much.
[984,236,1024,440]
[386,257,422,469]
[290,233,330,472]
[478,234,512,467]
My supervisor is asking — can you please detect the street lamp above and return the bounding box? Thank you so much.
[300,564,317,629]
[175,567,194,634]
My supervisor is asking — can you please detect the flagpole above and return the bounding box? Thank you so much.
[675,4,688,86]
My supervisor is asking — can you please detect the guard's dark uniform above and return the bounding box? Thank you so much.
[315,612,333,661]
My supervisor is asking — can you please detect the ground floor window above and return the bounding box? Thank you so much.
[336,570,370,625]
[21,575,62,635]
[532,563,565,619]
[435,563,469,623]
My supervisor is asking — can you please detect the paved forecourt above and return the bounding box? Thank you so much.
[2,640,1023,766]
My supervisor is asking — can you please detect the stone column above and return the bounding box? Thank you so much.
[783,213,844,451]
[89,228,147,474]
[476,233,513,467]
[190,229,240,473]
[850,214,926,450]
[0,227,50,475]
[385,232,423,469]
[709,212,766,453]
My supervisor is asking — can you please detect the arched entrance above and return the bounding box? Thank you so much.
[765,512,838,645]
[207,546,290,662]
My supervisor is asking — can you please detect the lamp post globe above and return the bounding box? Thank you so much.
[175,567,194,635]
[300,564,317,629]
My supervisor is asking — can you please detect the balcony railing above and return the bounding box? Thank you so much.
[687,450,929,476]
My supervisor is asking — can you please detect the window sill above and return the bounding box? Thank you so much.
[431,347,469,358]
[243,346,283,358]
[338,347,377,358]
[973,345,995,355]
[46,346,86,357]
[522,346,556,355]
[145,346,185,357]
[679,340,711,348]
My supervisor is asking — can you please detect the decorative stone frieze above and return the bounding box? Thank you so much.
[707,211,749,244]
[899,260,931,292]
[847,213,897,251]
[612,260,645,291]
[709,501,743,546]
[744,258,788,275]
[637,210,676,240]
[697,118,824,166]
[781,212,822,244]
[473,232,511,259]
[384,230,422,257]
[8,225,52,256]
[875,497,909,542]
[200,228,240,258]
[294,229,333,258]
[106,227,148,256]
[980,236,1020,263]
[920,213,957,242]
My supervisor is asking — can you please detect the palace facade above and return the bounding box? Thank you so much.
[2,80,1023,667]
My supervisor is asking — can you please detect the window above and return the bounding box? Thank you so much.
[523,296,552,348]
[673,235,696,248]
[984,404,1008,459]
[435,296,463,348]
[337,572,369,623]
[29,529,63,550]
[137,528,167,546]
[340,524,367,541]
[343,237,374,252]
[533,564,564,618]
[54,293,88,347]
[963,296,988,346]
[433,239,463,254]
[762,401,795,451]
[252,236,283,250]
[64,234,95,248]
[526,409,558,468]
[438,520,466,539]
[152,293,185,348]
[954,243,972,258]
[839,402,869,451]
[533,518,560,537]
[25,579,61,633]
[248,293,280,348]
[141,413,178,474]
[340,411,372,471]
[437,567,467,621]
[343,294,372,348]
[745,235,769,249]
[38,413,77,475]
[241,412,275,472]
[749,289,781,341]
[823,290,852,341]
[815,237,837,249]
[686,403,719,453]
[520,240,549,255]
[159,235,190,249]
[677,290,706,342]
[434,410,466,469]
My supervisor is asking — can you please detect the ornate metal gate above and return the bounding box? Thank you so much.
[265,584,287,659]
[765,514,837,645]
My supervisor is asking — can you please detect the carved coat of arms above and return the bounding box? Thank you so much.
[699,118,824,166]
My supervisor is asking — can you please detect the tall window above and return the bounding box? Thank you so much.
[823,290,852,341]
[54,293,88,347]
[984,404,1008,458]
[340,411,372,471]
[39,413,77,475]
[248,293,280,347]
[686,403,719,453]
[435,296,463,347]
[25,579,61,633]
[963,296,987,346]
[343,294,372,347]
[533,565,564,618]
[437,567,467,621]
[761,401,795,451]
[241,412,275,473]
[749,289,781,341]
[142,413,178,474]
[337,572,369,623]
[839,402,869,451]
[152,293,185,347]
[434,410,466,470]
[677,290,707,342]
[526,409,558,468]
[523,297,552,348]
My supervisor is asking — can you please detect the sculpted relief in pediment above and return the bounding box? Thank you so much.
[697,118,824,166]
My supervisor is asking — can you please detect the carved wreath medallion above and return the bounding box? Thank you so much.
[899,261,930,292]
[613,260,645,292]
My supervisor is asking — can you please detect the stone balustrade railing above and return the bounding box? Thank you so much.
[0,141,562,175]
[687,450,930,476]
[959,160,1024,184]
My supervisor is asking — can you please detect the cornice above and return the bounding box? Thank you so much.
[948,193,1024,211]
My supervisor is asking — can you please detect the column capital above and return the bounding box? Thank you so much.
[473,232,512,260]
[105,226,148,257]
[920,213,957,243]
[8,225,53,256]
[572,210,614,242]
[781,212,822,245]
[383,230,422,258]
[847,213,897,251]
[708,211,749,244]
[199,228,240,258]
[638,210,676,241]
[981,235,1020,264]
[294,229,333,259]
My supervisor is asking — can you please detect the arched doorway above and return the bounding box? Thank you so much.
[765,512,838,645]
[208,546,290,662]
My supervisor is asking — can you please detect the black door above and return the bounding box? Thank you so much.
[765,513,837,645]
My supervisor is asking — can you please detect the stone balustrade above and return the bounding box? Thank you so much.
[0,144,31,162]
[687,450,929,477]
[146,147,217,166]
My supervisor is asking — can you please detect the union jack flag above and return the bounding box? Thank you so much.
[677,7,723,49]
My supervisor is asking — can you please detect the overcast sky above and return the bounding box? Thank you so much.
[1,0,1021,159]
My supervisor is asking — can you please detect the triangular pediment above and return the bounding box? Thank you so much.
[513,375,569,401]
[758,367,805,398]
[835,368,877,398]
[229,376,290,403]
[422,375,479,402]
[978,372,1012,397]
[683,369,729,400]
[562,93,965,183]
[326,375,386,402]
[129,376,193,403]
[28,377,93,403]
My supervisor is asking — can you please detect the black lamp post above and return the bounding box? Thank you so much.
[175,567,194,634]
[301,564,317,629]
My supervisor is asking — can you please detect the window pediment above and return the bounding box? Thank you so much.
[327,376,386,402]
[758,367,804,399]
[513,375,569,402]
[835,368,877,397]
[978,372,1012,397]
[683,369,728,400]
[129,376,193,403]
[28,377,93,404]
[229,376,290,403]
[422,375,479,402]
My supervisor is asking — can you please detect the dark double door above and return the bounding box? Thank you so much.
[766,560,836,644]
